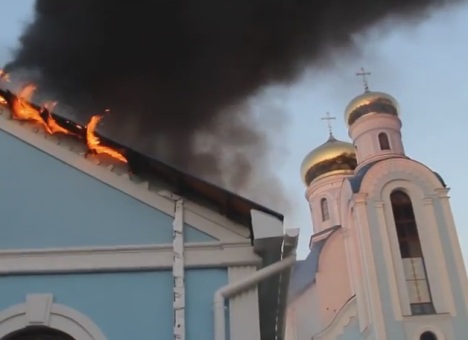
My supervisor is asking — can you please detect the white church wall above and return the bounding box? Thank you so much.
[306,175,345,233]
[287,285,323,340]
[315,231,353,328]
[357,157,468,339]
[349,114,405,169]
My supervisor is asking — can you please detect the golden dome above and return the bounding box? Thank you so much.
[344,91,400,127]
[300,135,357,185]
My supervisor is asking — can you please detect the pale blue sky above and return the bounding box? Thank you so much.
[1,2,468,259]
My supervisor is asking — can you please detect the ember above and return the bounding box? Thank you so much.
[1,84,127,164]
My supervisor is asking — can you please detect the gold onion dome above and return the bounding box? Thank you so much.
[300,134,357,186]
[344,91,400,127]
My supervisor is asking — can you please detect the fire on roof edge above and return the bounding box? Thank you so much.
[0,88,284,240]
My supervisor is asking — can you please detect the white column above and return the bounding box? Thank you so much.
[173,198,185,340]
[435,188,468,316]
[374,201,408,318]
[353,193,387,339]
[228,266,261,340]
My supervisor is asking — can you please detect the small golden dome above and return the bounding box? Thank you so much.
[300,135,357,185]
[344,91,400,127]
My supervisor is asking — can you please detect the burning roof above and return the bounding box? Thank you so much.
[0,84,283,236]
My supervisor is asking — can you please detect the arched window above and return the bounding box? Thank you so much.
[2,326,75,340]
[378,132,390,150]
[390,190,435,315]
[420,331,437,340]
[320,198,329,222]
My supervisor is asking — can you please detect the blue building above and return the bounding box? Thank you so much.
[0,89,298,340]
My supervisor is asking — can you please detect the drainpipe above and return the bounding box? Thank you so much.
[213,254,296,340]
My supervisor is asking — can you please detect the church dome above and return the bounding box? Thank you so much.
[300,135,357,185]
[344,91,400,127]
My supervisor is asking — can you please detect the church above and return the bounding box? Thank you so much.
[286,72,468,339]
[0,87,298,340]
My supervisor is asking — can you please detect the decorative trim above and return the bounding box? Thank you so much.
[173,198,185,340]
[0,243,262,275]
[435,187,450,198]
[359,157,443,198]
[353,193,368,204]
[25,294,53,326]
[313,295,357,340]
[0,295,106,340]
[373,201,384,208]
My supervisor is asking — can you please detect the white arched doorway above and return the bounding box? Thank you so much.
[0,294,106,340]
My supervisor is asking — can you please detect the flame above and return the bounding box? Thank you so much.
[10,84,73,136]
[40,101,74,135]
[0,69,10,82]
[11,84,52,133]
[5,83,127,164]
[86,115,127,163]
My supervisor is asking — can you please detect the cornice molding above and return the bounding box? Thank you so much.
[0,242,261,274]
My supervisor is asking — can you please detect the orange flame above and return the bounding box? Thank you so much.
[11,84,51,132]
[7,83,127,164]
[10,84,73,136]
[86,115,127,163]
[40,101,74,135]
[0,69,10,82]
[0,95,7,106]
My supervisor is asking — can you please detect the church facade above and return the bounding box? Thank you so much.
[286,81,468,339]
[0,89,298,340]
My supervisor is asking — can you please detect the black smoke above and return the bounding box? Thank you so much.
[4,0,460,209]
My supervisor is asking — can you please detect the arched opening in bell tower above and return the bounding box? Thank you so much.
[320,198,330,221]
[390,190,436,315]
[378,132,391,150]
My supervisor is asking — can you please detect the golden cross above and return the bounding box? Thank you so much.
[321,112,336,136]
[356,67,371,92]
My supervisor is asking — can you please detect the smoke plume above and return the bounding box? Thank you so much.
[4,0,459,210]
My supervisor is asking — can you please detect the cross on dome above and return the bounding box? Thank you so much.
[356,67,371,92]
[321,112,336,137]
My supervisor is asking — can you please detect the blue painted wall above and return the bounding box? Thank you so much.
[0,269,228,340]
[185,223,218,243]
[0,130,216,249]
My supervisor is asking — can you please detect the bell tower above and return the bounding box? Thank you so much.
[343,70,468,340]
[346,68,406,170]
[300,112,357,235]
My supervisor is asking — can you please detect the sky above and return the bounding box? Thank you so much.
[1,1,468,260]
